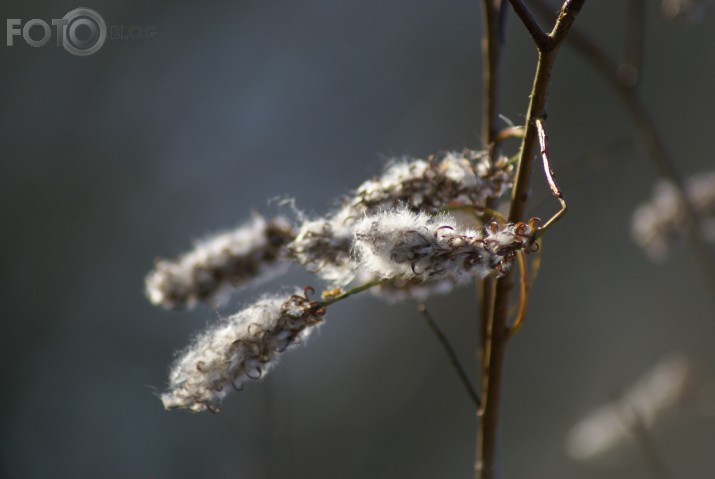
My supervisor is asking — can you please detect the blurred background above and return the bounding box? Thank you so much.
[1,1,714,478]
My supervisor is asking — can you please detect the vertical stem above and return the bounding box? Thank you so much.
[481,0,506,147]
[477,1,505,476]
[478,0,505,366]
[477,49,559,479]
[476,276,510,479]
[477,2,586,478]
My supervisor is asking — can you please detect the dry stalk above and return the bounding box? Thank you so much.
[476,2,586,478]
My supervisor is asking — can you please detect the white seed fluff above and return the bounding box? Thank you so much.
[353,209,533,284]
[161,292,324,413]
[348,150,513,216]
[146,215,294,309]
[285,208,355,285]
[285,150,513,286]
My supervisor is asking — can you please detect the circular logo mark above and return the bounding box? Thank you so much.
[62,8,106,56]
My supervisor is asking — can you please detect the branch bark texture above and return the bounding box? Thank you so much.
[476,2,586,478]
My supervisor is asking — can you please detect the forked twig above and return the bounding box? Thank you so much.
[477,2,585,478]
[506,171,557,338]
[508,0,549,49]
[530,0,715,292]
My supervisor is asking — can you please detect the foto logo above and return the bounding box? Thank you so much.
[6,8,106,56]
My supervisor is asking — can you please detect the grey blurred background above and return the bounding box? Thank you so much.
[1,1,714,478]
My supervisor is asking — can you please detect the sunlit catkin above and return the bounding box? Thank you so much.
[161,291,325,413]
[146,215,295,309]
[353,208,534,283]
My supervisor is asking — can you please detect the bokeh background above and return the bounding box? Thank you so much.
[2,1,714,478]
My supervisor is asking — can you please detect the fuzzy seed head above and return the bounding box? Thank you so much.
[161,291,325,413]
[353,209,533,285]
[145,215,295,310]
[284,149,513,286]
[349,150,513,216]
[285,208,355,285]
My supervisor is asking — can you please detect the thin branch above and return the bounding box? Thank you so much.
[534,117,568,237]
[506,0,586,224]
[481,0,507,148]
[319,279,384,306]
[476,2,586,479]
[531,0,715,292]
[508,0,548,49]
[418,304,481,409]
[547,0,586,47]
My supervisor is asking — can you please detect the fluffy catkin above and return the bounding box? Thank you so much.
[347,150,512,215]
[286,150,513,284]
[285,208,355,285]
[161,291,325,413]
[353,208,534,284]
[146,215,295,309]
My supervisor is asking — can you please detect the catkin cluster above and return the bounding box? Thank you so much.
[146,150,513,307]
[286,150,513,285]
[147,149,521,412]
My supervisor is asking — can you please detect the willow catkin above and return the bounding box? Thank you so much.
[146,215,295,310]
[161,291,325,413]
[353,208,534,284]
[286,150,514,286]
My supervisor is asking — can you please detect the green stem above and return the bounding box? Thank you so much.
[319,279,385,307]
